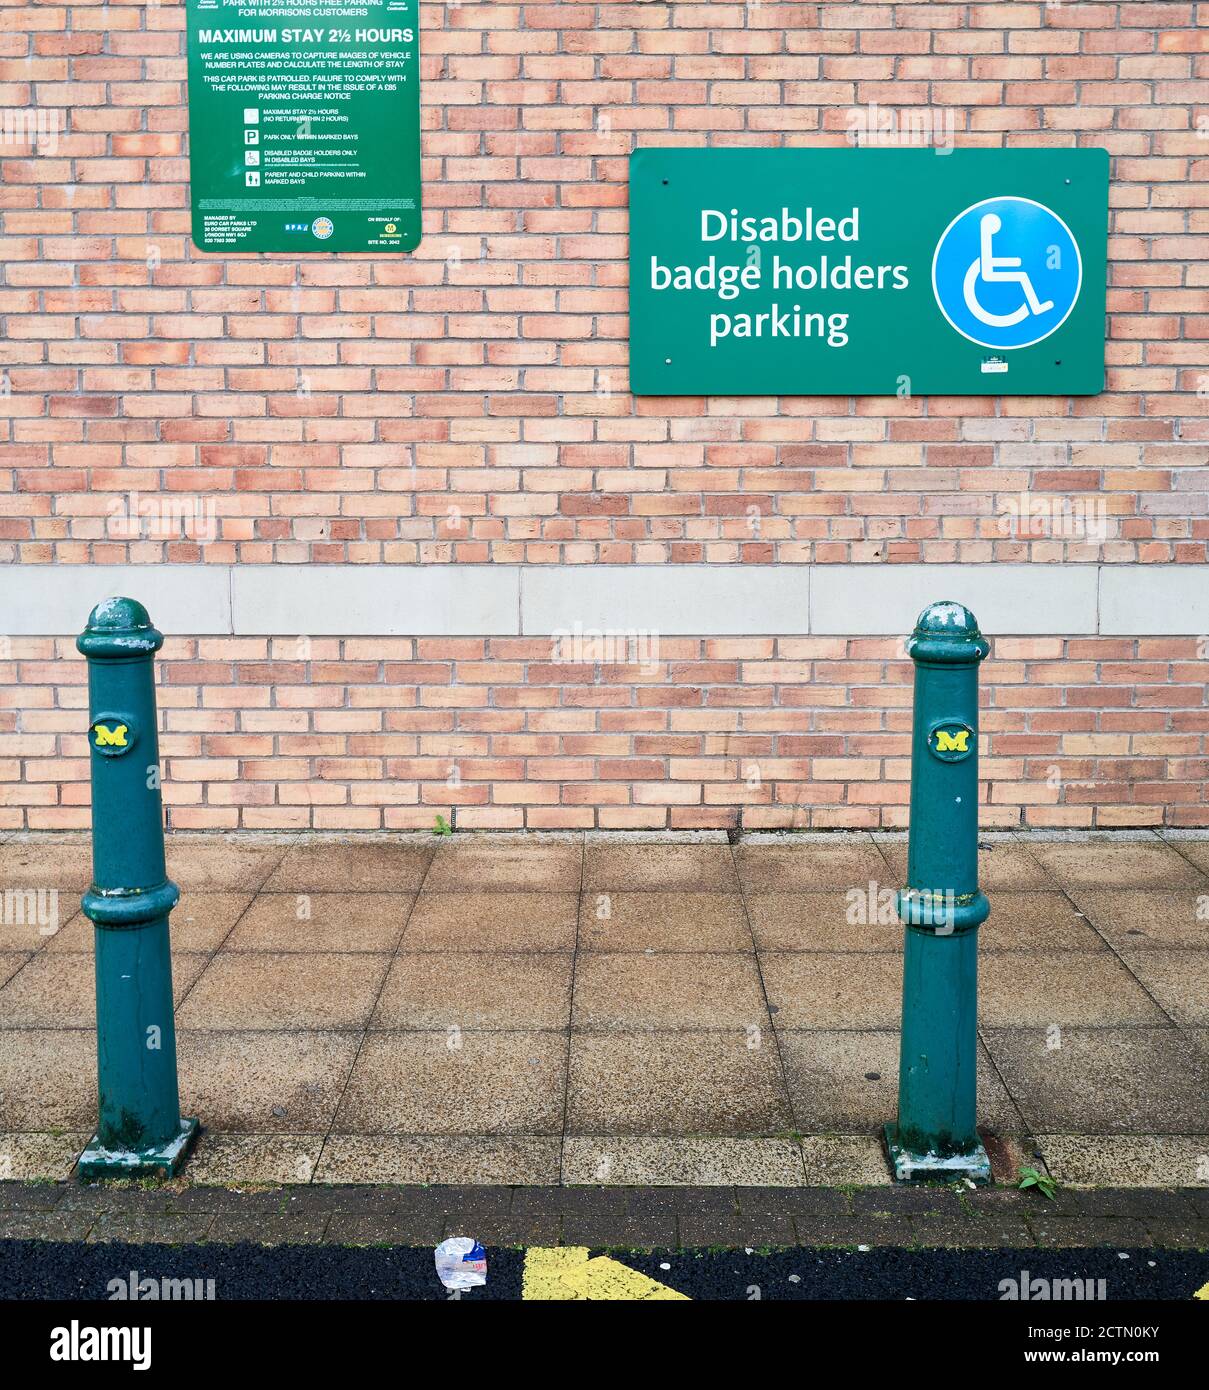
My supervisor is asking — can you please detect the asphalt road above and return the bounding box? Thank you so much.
[3,1238,1206,1301]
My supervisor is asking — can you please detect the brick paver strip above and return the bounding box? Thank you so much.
[0,1182,1205,1252]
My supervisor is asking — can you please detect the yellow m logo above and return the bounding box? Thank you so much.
[934,729,969,753]
[94,723,129,748]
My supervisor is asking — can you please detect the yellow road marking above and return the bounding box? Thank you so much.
[1194,1281,1209,1301]
[522,1247,689,1301]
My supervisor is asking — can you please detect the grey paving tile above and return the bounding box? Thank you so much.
[0,843,92,892]
[1030,841,1206,890]
[745,892,899,952]
[583,844,739,892]
[166,838,290,891]
[566,1031,791,1137]
[0,1132,88,1180]
[0,952,209,1029]
[1036,1136,1209,1190]
[184,1132,325,1185]
[176,952,391,1030]
[562,1136,804,1186]
[735,842,886,892]
[177,1030,360,1132]
[224,892,413,953]
[371,952,573,1030]
[45,892,252,954]
[760,951,902,1029]
[980,951,1167,1027]
[1120,950,1209,1026]
[402,892,577,951]
[264,843,431,893]
[424,844,581,892]
[0,1028,96,1130]
[333,1031,566,1136]
[572,952,768,1030]
[981,892,1108,952]
[984,1027,1209,1134]
[579,892,750,951]
[314,1135,561,1185]
[779,1030,1024,1134]
[1069,888,1209,949]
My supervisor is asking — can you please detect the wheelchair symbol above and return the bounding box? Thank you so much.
[932,196,1081,351]
[963,214,1054,328]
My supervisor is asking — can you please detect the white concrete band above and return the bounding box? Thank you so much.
[1,564,1205,637]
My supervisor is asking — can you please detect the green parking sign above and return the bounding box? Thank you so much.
[628,147,1108,396]
[186,0,421,253]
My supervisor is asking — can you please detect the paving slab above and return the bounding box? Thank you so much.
[1036,1135,1209,1189]
[165,838,290,891]
[0,843,92,892]
[0,1028,96,1130]
[583,843,738,892]
[745,891,899,951]
[224,893,414,953]
[799,1136,892,1185]
[979,951,1167,1027]
[0,951,209,1029]
[333,1031,566,1135]
[185,1132,325,1185]
[571,952,767,1030]
[371,952,573,1030]
[779,1030,1025,1134]
[1118,950,1209,1026]
[44,892,252,954]
[264,843,431,893]
[176,1030,360,1132]
[314,1135,561,1186]
[983,1027,1209,1134]
[176,952,391,1030]
[402,891,578,951]
[561,1137,805,1187]
[980,892,1108,951]
[567,1031,792,1137]
[1029,841,1207,890]
[424,844,581,892]
[1070,888,1209,949]
[735,842,888,892]
[760,951,903,1029]
[578,891,750,951]
[0,1132,87,1181]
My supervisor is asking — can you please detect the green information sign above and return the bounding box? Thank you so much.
[186,0,421,253]
[629,148,1108,396]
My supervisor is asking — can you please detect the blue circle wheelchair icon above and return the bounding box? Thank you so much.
[931,197,1082,350]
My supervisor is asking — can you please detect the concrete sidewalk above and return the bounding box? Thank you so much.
[1,830,1207,1190]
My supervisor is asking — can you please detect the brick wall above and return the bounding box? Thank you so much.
[5,634,1207,832]
[1,2,1206,829]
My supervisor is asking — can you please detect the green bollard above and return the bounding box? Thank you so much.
[76,597,198,1179]
[884,600,991,1184]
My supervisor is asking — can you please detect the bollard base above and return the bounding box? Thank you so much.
[77,1117,199,1181]
[883,1124,991,1185]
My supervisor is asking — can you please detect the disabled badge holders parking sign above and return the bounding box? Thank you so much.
[629,147,1108,396]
